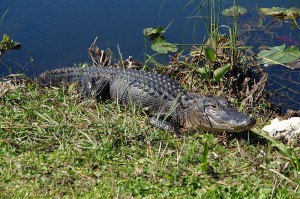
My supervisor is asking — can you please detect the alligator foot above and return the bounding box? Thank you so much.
[150,116,183,138]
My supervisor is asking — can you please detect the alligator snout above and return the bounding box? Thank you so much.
[204,103,257,132]
[234,116,256,126]
[229,115,256,132]
[244,117,256,126]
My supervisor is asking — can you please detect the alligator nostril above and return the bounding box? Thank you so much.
[247,117,256,126]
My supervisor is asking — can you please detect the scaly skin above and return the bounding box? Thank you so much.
[38,66,256,133]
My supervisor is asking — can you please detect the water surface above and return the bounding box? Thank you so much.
[1,0,299,109]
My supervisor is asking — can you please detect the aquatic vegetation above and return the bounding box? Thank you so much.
[259,7,300,19]
[143,27,178,54]
[257,45,300,69]
[0,9,21,57]
[0,33,21,57]
[222,6,247,17]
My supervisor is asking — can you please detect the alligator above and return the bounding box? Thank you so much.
[38,66,256,133]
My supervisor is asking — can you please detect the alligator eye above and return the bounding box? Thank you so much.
[209,104,217,109]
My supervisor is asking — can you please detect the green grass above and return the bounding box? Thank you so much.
[0,83,299,198]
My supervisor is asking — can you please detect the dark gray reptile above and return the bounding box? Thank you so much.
[38,66,256,133]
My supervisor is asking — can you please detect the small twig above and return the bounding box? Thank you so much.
[117,44,123,67]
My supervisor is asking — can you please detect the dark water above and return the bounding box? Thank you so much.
[0,0,197,74]
[0,0,299,110]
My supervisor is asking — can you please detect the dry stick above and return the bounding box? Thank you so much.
[117,44,124,67]
[243,73,267,107]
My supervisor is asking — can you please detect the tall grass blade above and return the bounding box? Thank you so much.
[0,8,9,27]
[252,127,300,174]
[201,141,209,172]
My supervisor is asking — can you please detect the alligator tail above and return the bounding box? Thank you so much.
[38,67,86,86]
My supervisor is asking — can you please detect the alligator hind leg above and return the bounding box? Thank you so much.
[93,79,110,100]
[80,75,94,97]
[80,76,110,100]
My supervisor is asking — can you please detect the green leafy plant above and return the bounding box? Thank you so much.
[212,64,230,83]
[204,46,216,62]
[0,9,21,57]
[195,47,230,84]
[191,0,242,83]
[143,27,178,54]
[0,33,21,56]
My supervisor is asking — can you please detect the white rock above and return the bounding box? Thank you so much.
[262,117,300,141]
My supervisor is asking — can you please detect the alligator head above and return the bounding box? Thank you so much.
[184,95,256,133]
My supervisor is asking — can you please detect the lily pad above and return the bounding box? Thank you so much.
[143,27,165,37]
[286,57,300,69]
[143,26,178,54]
[151,37,177,54]
[257,44,300,68]
[259,7,300,19]
[222,6,247,16]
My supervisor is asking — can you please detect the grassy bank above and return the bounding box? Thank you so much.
[0,81,299,198]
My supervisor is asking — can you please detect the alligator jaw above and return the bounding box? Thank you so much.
[208,115,256,133]
[205,105,256,133]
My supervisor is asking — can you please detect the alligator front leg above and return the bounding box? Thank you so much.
[150,116,174,131]
[150,116,182,137]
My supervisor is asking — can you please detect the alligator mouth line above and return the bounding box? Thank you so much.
[207,117,256,133]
